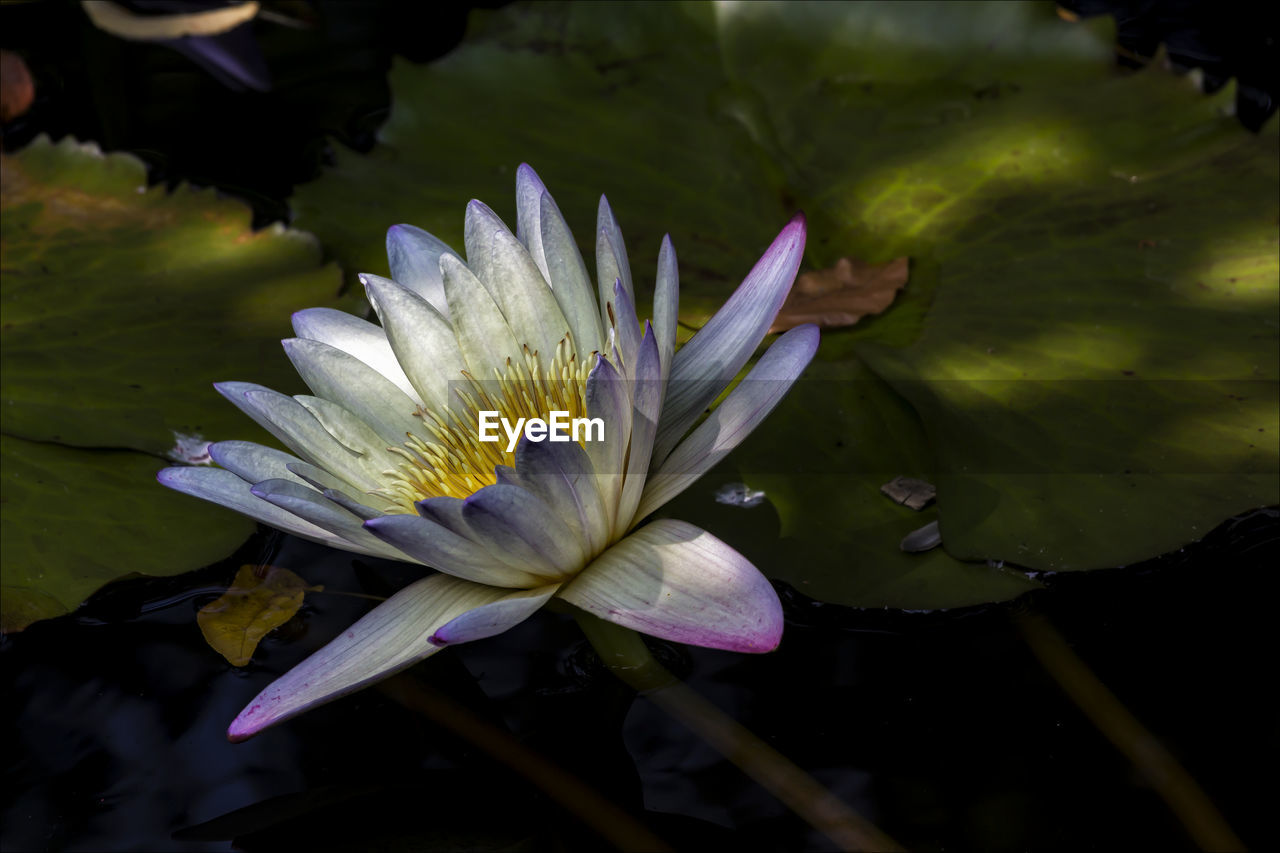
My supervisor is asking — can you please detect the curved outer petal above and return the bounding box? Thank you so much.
[515,164,551,279]
[214,382,380,491]
[653,214,806,464]
[463,200,570,360]
[249,478,404,559]
[614,323,662,538]
[539,190,605,358]
[429,582,560,646]
[439,253,523,381]
[583,355,631,532]
[157,466,391,557]
[227,574,555,741]
[361,274,464,413]
[363,513,549,589]
[462,483,587,580]
[282,338,423,448]
[416,493,561,580]
[557,519,783,653]
[511,435,610,561]
[653,235,679,386]
[291,307,418,401]
[285,462,383,520]
[385,223,458,317]
[638,324,819,520]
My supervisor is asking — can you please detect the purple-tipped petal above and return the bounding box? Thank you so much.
[609,278,641,378]
[557,519,783,654]
[291,307,417,400]
[512,435,610,560]
[249,478,400,558]
[158,466,382,556]
[515,163,551,279]
[429,582,560,646]
[462,483,586,579]
[595,196,632,326]
[386,224,457,317]
[364,513,549,589]
[614,323,662,537]
[654,214,807,463]
[640,324,819,518]
[653,235,679,384]
[584,355,631,528]
[227,574,527,741]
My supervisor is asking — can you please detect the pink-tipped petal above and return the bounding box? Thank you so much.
[227,574,531,741]
[557,519,783,654]
[654,214,806,463]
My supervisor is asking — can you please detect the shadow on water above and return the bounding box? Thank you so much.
[2,506,1275,851]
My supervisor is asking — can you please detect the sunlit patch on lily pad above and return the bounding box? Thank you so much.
[0,136,349,630]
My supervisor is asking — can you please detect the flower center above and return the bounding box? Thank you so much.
[373,335,593,512]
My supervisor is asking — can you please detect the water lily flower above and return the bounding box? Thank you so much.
[159,165,817,740]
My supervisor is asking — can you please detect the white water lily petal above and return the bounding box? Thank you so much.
[640,324,819,519]
[558,519,783,654]
[290,395,399,483]
[214,383,378,491]
[608,278,641,380]
[512,437,610,561]
[595,196,633,330]
[361,274,463,413]
[653,235,679,385]
[654,215,807,463]
[515,163,551,280]
[615,324,662,538]
[464,201,570,361]
[250,478,403,559]
[584,356,631,531]
[439,253,523,381]
[363,513,549,588]
[208,440,308,486]
[385,223,458,317]
[283,338,423,448]
[462,483,586,580]
[291,308,418,401]
[539,190,604,358]
[429,582,560,646]
[227,573,536,741]
[158,466,381,555]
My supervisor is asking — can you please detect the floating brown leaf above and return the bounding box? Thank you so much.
[770,256,909,332]
[197,565,318,667]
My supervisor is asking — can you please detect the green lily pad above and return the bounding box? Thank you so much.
[0,434,255,631]
[293,2,1276,606]
[0,137,348,629]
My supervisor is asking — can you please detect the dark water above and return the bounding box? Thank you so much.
[4,506,1275,851]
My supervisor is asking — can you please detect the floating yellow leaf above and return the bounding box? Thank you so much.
[198,565,319,667]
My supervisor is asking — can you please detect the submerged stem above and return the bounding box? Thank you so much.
[576,612,904,853]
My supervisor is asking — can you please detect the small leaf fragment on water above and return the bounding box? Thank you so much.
[769,256,909,332]
[198,565,318,666]
[900,520,942,553]
[880,476,937,511]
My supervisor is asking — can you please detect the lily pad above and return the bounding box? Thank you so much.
[0,137,347,629]
[292,2,1276,605]
[0,435,255,631]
